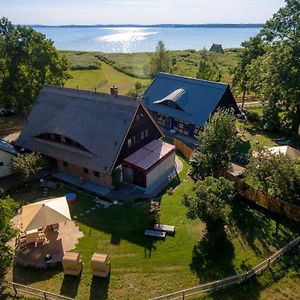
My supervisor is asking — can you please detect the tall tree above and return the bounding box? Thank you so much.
[0,196,18,275]
[246,148,300,204]
[196,53,222,82]
[149,41,170,77]
[183,177,235,233]
[0,18,70,116]
[190,109,237,180]
[231,36,265,108]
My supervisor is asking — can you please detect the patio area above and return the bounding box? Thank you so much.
[11,215,84,269]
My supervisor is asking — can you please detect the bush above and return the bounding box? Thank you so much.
[70,64,100,70]
[244,109,261,123]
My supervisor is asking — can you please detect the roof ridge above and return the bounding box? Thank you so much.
[157,72,228,90]
[42,85,139,107]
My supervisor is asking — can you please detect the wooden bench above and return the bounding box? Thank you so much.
[144,230,166,239]
[154,224,175,235]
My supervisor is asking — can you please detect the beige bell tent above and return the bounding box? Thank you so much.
[268,146,300,160]
[22,197,71,232]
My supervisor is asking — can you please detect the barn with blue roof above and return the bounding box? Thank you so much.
[143,73,240,139]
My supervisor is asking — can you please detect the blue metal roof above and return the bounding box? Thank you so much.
[0,140,18,155]
[143,73,229,126]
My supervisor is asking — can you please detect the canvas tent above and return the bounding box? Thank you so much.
[22,197,71,232]
[268,146,300,160]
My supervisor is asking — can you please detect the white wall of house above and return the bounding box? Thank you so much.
[146,151,176,191]
[0,150,15,177]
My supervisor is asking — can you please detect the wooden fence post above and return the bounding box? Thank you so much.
[12,283,17,297]
[182,289,185,300]
[43,291,47,299]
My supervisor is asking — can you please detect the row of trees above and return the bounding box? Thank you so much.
[231,0,300,133]
[0,18,69,116]
[149,41,222,82]
[184,108,300,237]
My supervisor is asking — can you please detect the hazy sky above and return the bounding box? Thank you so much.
[0,0,285,25]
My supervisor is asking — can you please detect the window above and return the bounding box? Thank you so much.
[145,129,149,138]
[83,168,89,174]
[141,131,145,140]
[132,136,136,144]
[61,135,66,143]
[63,161,68,167]
[50,134,55,141]
[127,138,132,148]
[93,171,100,177]
[0,161,3,167]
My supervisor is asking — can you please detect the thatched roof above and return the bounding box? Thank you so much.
[17,86,140,174]
[210,43,224,54]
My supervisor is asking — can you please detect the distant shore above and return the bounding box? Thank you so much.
[28,23,263,28]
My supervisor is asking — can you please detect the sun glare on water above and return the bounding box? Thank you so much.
[95,27,157,52]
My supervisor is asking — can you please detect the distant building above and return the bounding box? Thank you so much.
[0,140,18,178]
[17,86,176,191]
[210,43,224,54]
[143,73,240,140]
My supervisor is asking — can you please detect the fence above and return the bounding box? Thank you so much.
[149,236,300,300]
[224,172,300,223]
[173,138,193,160]
[1,281,73,300]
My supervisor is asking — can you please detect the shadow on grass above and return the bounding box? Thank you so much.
[12,264,62,285]
[60,273,82,298]
[231,197,300,257]
[89,274,110,300]
[190,230,235,282]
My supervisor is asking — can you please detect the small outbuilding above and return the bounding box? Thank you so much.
[90,253,111,278]
[122,139,176,191]
[62,252,83,276]
[268,146,300,160]
[210,43,224,54]
[0,140,18,178]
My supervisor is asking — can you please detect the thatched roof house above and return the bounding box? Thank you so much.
[210,43,224,54]
[17,86,175,190]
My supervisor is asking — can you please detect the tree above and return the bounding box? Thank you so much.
[232,0,300,132]
[149,41,170,77]
[10,153,48,180]
[0,196,18,275]
[183,177,235,232]
[231,36,266,108]
[196,55,222,82]
[0,18,70,116]
[190,110,237,180]
[246,148,300,204]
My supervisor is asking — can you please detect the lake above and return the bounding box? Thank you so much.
[32,26,262,53]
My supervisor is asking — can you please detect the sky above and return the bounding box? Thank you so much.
[0,0,285,25]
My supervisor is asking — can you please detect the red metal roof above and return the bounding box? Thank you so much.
[123,139,175,171]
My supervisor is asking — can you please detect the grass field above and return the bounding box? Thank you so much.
[65,62,150,96]
[61,49,238,84]
[4,155,300,300]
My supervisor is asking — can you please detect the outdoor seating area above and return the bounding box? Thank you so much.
[11,196,84,268]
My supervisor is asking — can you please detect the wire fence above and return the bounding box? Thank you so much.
[1,280,74,300]
[149,236,300,300]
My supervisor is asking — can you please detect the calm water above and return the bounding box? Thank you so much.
[32,26,261,53]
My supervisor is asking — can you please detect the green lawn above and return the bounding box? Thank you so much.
[5,156,300,300]
[65,62,150,96]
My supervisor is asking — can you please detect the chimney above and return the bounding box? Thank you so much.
[110,86,118,97]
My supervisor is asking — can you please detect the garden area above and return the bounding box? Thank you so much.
[2,153,300,300]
